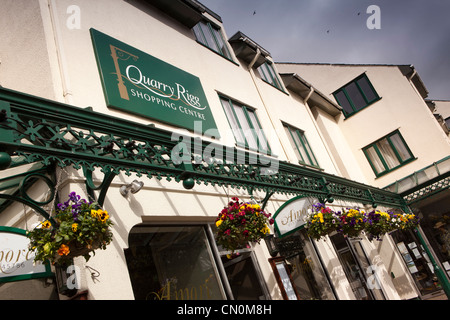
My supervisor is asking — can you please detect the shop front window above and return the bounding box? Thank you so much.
[278,229,336,300]
[391,229,443,298]
[124,225,226,300]
[412,200,450,283]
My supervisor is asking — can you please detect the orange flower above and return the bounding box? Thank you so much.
[57,244,70,256]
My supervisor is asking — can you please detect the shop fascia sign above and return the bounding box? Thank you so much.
[0,227,52,283]
[90,28,218,136]
[273,196,317,237]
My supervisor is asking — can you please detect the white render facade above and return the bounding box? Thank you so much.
[0,0,448,300]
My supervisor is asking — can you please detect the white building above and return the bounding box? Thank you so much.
[0,0,448,300]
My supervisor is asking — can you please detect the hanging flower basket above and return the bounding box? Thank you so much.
[389,212,420,232]
[305,203,341,240]
[306,202,420,241]
[215,197,274,253]
[339,208,366,238]
[364,210,393,240]
[27,192,113,265]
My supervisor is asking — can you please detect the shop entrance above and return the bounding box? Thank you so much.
[330,233,385,300]
[221,252,267,300]
[278,229,336,300]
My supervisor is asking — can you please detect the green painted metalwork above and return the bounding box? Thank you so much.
[0,87,406,210]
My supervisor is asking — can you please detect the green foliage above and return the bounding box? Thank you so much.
[27,192,113,265]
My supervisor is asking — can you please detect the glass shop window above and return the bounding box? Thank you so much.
[391,229,444,298]
[330,233,376,300]
[278,229,336,300]
[124,225,226,300]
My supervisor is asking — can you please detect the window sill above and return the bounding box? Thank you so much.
[298,161,324,172]
[259,79,289,95]
[195,41,239,66]
[373,157,417,179]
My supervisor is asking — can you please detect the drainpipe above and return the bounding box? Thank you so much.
[408,68,417,82]
[302,86,342,176]
[48,0,74,104]
[304,87,314,103]
[248,48,261,70]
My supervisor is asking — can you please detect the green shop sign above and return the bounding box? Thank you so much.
[90,28,218,135]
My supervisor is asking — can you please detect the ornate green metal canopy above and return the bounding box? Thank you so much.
[0,87,406,211]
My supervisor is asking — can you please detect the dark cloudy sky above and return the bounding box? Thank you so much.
[200,0,450,100]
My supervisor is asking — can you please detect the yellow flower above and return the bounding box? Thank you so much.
[347,209,359,217]
[215,219,223,227]
[317,212,324,223]
[97,209,109,222]
[261,225,271,234]
[41,220,51,229]
[92,209,109,222]
[57,244,70,256]
[72,223,78,232]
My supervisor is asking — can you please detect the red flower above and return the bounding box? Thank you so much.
[243,230,249,237]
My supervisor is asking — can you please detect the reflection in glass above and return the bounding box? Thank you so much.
[280,229,336,300]
[124,225,225,300]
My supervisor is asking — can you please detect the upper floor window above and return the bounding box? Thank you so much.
[283,123,319,168]
[333,74,380,117]
[257,61,283,90]
[193,21,232,60]
[363,130,414,177]
[219,96,270,154]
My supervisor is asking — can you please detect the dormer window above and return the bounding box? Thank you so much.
[193,20,232,60]
[257,61,283,90]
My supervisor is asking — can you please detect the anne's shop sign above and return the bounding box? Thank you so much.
[273,197,317,237]
[0,227,52,283]
[90,29,218,135]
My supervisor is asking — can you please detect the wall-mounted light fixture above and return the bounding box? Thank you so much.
[119,180,144,197]
[264,234,279,258]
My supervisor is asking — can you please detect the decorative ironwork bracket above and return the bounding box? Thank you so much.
[0,87,407,212]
